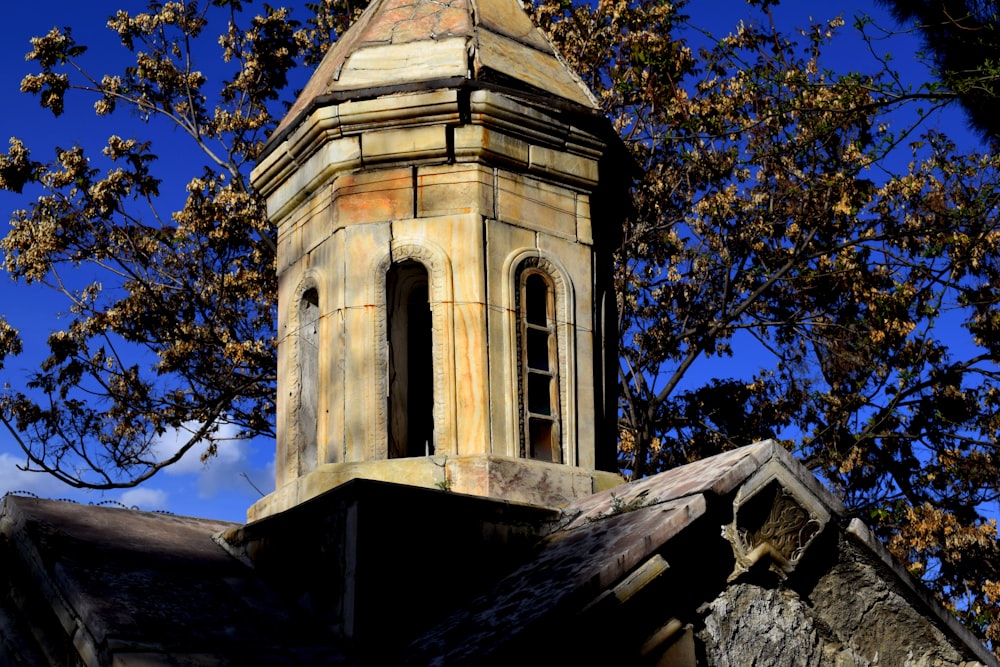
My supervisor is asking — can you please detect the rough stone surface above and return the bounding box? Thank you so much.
[698,539,984,667]
[809,539,975,666]
[701,584,825,667]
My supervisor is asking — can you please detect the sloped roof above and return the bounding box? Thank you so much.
[0,497,345,665]
[403,441,998,665]
[400,443,801,662]
[275,0,599,137]
[2,442,995,666]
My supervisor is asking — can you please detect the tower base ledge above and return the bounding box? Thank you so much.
[247,455,623,522]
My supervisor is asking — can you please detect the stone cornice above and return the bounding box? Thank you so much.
[252,85,612,223]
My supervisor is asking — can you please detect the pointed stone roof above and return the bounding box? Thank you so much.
[276,0,599,136]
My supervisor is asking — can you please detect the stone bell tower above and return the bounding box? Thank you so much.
[248,0,628,520]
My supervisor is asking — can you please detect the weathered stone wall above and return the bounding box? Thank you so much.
[701,584,827,666]
[698,539,986,667]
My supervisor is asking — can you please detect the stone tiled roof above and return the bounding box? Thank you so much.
[3,442,996,666]
[275,0,599,136]
[559,441,821,530]
[403,493,708,664]
[402,441,998,665]
[400,442,791,662]
[0,497,346,665]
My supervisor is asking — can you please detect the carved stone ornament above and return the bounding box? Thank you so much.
[369,238,456,459]
[723,464,831,580]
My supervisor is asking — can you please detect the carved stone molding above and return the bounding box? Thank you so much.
[285,270,323,478]
[724,465,831,580]
[369,238,456,459]
[503,249,577,465]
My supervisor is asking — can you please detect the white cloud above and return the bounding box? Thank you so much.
[118,487,169,512]
[0,452,91,502]
[150,421,244,476]
[0,422,275,521]
[149,422,273,499]
[0,452,136,509]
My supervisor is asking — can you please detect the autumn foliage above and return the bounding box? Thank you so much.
[0,0,997,651]
[530,0,1000,645]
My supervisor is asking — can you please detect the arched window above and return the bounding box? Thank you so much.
[518,268,561,463]
[386,260,434,458]
[299,287,320,472]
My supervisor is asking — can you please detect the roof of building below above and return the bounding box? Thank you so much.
[275,0,599,137]
[402,442,998,665]
[402,444,814,662]
[0,497,347,665]
[1,441,996,666]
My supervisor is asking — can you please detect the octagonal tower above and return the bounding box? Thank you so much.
[248,0,629,520]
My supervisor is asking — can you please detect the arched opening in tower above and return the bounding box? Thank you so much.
[299,287,320,471]
[386,260,434,458]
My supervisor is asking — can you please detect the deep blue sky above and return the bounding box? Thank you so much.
[0,1,987,522]
[0,3,278,521]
